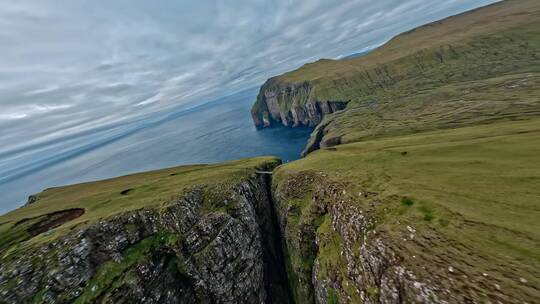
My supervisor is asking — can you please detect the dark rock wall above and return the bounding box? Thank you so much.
[0,170,292,304]
[251,80,348,128]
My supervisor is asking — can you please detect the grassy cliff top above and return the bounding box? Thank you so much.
[0,157,280,253]
[278,0,540,84]
[274,118,540,301]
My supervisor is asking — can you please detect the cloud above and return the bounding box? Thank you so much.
[0,0,499,155]
[0,104,72,120]
[24,85,61,96]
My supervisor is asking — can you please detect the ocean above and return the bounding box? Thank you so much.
[0,88,312,214]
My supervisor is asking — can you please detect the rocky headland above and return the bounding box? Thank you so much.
[251,80,348,128]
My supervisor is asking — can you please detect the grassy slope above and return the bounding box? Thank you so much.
[253,0,540,120]
[0,157,279,255]
[268,0,540,302]
[274,119,540,301]
[281,0,539,83]
[267,0,540,148]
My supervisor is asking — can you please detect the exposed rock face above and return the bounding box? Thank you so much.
[311,188,445,304]
[251,80,348,128]
[272,174,449,304]
[0,169,292,303]
[300,121,339,157]
[25,194,40,206]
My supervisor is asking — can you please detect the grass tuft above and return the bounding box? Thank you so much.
[419,205,434,222]
[327,288,339,304]
[401,197,415,206]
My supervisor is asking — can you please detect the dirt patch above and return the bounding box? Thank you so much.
[27,208,85,236]
[279,171,323,199]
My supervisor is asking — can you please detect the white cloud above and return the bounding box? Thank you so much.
[0,113,28,120]
[24,85,60,95]
[0,104,72,121]
[0,0,499,153]
[135,93,164,107]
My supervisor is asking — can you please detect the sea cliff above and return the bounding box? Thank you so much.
[251,79,348,128]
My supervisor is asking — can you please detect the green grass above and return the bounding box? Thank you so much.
[275,118,540,301]
[267,10,540,294]
[316,215,343,278]
[401,197,415,207]
[0,156,280,254]
[279,0,540,84]
[327,288,339,304]
[74,233,181,304]
[418,205,435,221]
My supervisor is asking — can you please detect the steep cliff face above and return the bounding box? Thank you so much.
[0,159,293,304]
[251,79,348,128]
[271,173,447,304]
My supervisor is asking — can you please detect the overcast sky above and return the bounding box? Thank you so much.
[0,0,497,156]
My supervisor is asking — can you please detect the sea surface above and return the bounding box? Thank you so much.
[0,88,312,214]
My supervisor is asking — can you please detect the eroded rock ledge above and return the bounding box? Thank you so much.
[251,79,348,128]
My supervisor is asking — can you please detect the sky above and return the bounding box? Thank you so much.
[0,0,497,183]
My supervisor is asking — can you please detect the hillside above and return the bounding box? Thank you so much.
[252,0,540,303]
[273,119,540,303]
[251,0,540,155]
[2,121,538,303]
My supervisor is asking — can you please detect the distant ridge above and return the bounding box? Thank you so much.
[340,49,372,60]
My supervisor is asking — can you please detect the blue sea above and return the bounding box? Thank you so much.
[0,88,312,214]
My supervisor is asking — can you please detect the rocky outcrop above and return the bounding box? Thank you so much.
[300,121,343,157]
[310,185,445,304]
[25,194,40,206]
[251,80,348,128]
[272,173,449,304]
[0,166,292,303]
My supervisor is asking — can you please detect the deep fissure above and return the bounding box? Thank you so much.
[259,172,295,304]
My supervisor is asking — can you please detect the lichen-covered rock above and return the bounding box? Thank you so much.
[0,171,291,304]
